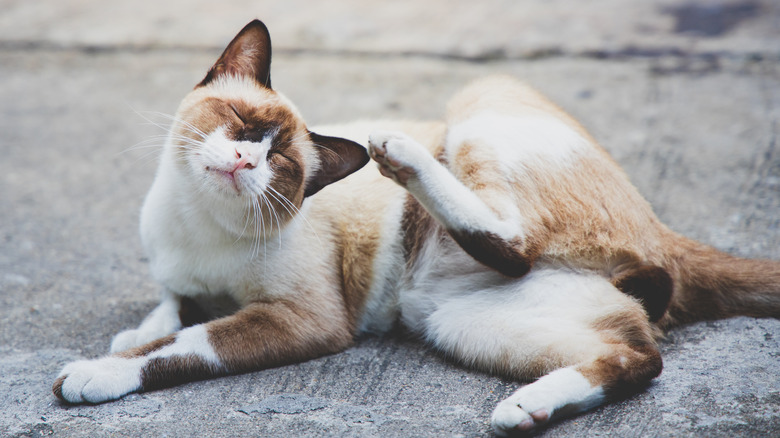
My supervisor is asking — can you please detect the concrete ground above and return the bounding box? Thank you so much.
[1,0,779,436]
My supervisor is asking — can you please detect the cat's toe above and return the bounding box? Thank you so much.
[491,400,548,436]
[368,130,430,185]
[54,357,143,404]
[368,130,409,153]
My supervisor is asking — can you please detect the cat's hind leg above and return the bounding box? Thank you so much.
[369,130,539,277]
[417,268,661,435]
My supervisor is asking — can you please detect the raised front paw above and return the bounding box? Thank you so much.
[53,357,143,404]
[368,130,432,186]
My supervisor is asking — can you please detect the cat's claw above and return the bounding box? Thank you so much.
[368,130,430,186]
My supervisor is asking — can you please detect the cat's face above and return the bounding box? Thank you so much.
[164,20,368,234]
[174,79,311,213]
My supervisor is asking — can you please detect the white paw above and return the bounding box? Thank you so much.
[54,357,144,404]
[110,328,147,353]
[491,368,604,435]
[491,397,550,436]
[368,130,432,185]
[110,322,179,353]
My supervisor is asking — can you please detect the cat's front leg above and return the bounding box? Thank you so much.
[54,298,352,404]
[109,292,183,353]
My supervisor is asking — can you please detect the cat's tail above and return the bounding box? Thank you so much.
[658,235,780,328]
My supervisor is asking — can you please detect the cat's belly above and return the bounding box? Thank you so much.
[398,236,510,333]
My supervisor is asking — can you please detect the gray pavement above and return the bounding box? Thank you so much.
[1,1,779,436]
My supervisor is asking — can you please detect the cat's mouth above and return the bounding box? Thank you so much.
[205,166,241,194]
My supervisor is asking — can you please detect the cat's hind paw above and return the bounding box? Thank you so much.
[53,357,143,404]
[368,130,431,186]
[491,400,550,436]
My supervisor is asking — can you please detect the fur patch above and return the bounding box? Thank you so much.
[612,265,673,322]
[448,229,538,278]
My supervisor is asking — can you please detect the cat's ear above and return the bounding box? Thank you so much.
[197,20,273,89]
[304,133,370,198]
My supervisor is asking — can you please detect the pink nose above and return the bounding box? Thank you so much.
[234,147,258,170]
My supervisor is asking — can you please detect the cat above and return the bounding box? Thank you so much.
[53,19,780,435]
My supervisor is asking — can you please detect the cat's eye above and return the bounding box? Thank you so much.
[229,103,246,124]
[269,149,291,163]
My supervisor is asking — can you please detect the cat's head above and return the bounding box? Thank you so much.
[165,20,368,232]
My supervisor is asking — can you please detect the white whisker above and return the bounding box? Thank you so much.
[265,185,322,249]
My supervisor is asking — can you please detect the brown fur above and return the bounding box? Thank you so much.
[402,194,438,265]
[612,264,673,322]
[579,302,665,397]
[178,296,210,328]
[206,298,353,373]
[659,235,780,328]
[141,355,220,392]
[198,20,272,89]
[338,216,381,330]
[577,344,663,396]
[448,230,540,278]
[51,376,65,400]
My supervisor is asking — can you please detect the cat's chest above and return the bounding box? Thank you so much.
[143,209,316,303]
[149,235,257,298]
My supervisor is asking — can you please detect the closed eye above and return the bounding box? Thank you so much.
[229,103,246,124]
[269,149,289,162]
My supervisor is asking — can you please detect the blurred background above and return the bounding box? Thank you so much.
[1,1,779,436]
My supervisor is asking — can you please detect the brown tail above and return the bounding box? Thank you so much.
[658,236,780,329]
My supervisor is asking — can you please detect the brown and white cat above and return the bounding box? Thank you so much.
[53,20,780,435]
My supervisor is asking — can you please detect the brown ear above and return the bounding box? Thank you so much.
[198,20,273,88]
[304,132,370,197]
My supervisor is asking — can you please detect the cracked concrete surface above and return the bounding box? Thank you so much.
[1,1,779,436]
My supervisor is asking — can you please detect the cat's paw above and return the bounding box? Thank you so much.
[110,324,177,353]
[368,130,432,186]
[110,328,149,353]
[53,357,143,404]
[491,398,550,436]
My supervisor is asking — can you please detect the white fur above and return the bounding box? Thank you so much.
[141,143,257,297]
[58,357,145,404]
[368,130,520,239]
[491,367,604,435]
[149,325,223,366]
[409,267,627,357]
[401,266,632,434]
[446,112,588,172]
[190,127,275,197]
[110,292,182,353]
